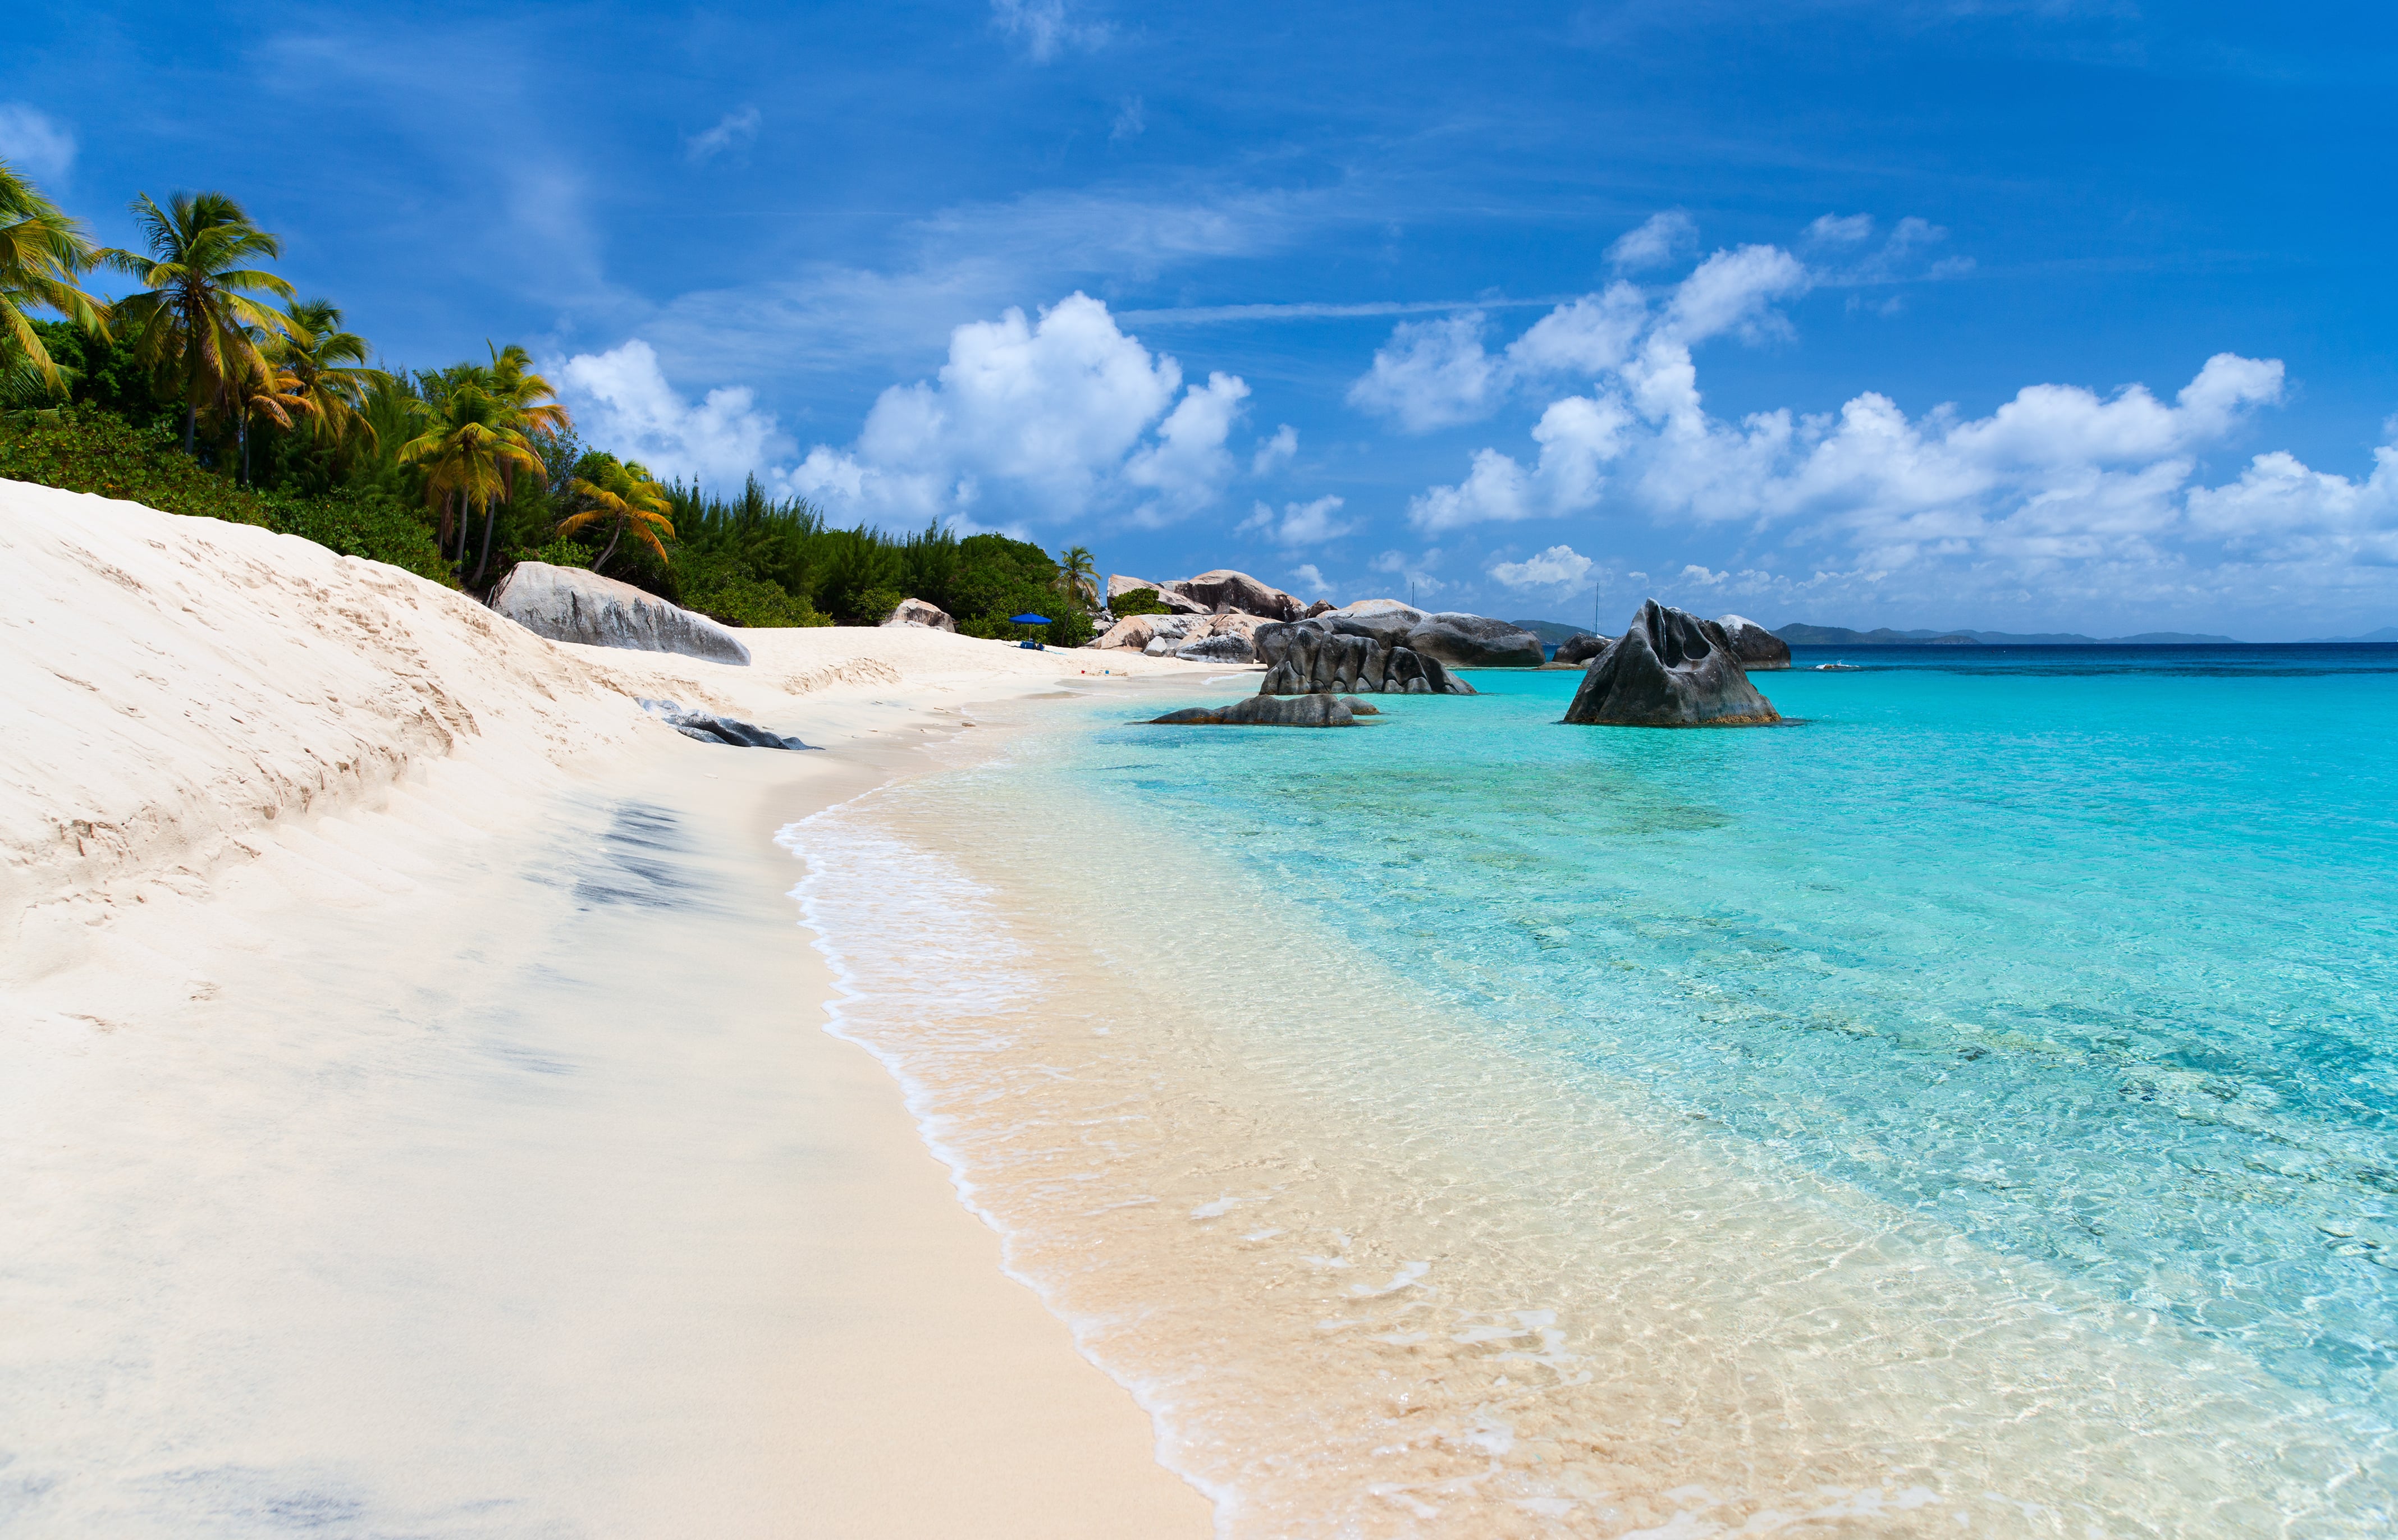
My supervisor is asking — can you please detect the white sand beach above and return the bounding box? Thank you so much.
[0,482,1219,1536]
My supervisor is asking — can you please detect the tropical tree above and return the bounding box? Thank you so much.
[480,341,569,503]
[0,158,108,402]
[558,453,675,574]
[231,343,317,485]
[100,191,294,454]
[275,298,385,450]
[1057,544,1098,608]
[398,382,544,586]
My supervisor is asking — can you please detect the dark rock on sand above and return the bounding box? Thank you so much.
[1150,693,1358,727]
[491,561,752,665]
[1715,613,1791,671]
[1562,601,1781,727]
[882,597,957,632]
[639,698,821,750]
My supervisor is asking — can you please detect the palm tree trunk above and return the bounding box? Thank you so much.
[471,498,500,589]
[182,406,197,456]
[596,516,625,574]
[239,418,250,487]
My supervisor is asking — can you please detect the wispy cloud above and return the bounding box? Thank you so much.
[992,0,1109,62]
[685,107,760,163]
[0,103,76,184]
[1111,95,1145,141]
[1117,296,1570,325]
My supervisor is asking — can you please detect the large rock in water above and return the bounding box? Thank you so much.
[1404,612,1545,669]
[1163,570,1305,621]
[1255,615,1476,695]
[1150,693,1358,727]
[490,561,751,665]
[1562,601,1781,726]
[1553,632,1608,665]
[1715,613,1791,671]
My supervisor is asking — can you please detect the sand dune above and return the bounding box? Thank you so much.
[0,481,1218,1537]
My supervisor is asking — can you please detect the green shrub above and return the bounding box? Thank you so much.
[1109,586,1169,616]
[525,536,594,569]
[853,586,905,625]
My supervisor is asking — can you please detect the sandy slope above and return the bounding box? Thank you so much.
[0,482,1219,1537]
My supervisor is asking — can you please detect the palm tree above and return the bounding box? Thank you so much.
[1058,544,1099,608]
[231,344,317,485]
[100,191,294,455]
[276,298,386,450]
[398,382,544,587]
[480,341,570,505]
[557,454,675,574]
[0,158,108,402]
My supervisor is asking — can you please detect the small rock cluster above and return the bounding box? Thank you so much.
[1148,694,1381,728]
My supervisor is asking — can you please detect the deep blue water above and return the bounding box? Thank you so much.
[1075,644,2398,1414]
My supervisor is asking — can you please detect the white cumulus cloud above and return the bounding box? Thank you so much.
[555,340,789,489]
[1346,311,1503,432]
[791,291,1248,529]
[1241,494,1354,547]
[1395,236,2398,627]
[1251,423,1298,475]
[1489,544,1596,590]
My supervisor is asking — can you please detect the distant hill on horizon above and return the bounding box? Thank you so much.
[1509,618,1591,645]
[2295,626,2398,643]
[1774,622,2244,646]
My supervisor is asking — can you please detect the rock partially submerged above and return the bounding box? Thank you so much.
[882,597,957,632]
[1562,601,1781,727]
[1553,632,1608,666]
[491,561,752,665]
[1150,693,1358,727]
[1256,612,1476,695]
[1403,612,1546,669]
[639,698,821,749]
[1716,613,1791,671]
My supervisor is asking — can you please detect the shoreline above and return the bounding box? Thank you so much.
[0,484,1221,1536]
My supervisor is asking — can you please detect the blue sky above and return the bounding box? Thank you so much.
[7,1,2394,635]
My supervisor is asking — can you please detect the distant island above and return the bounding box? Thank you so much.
[1512,617,2245,647]
[1777,624,2249,645]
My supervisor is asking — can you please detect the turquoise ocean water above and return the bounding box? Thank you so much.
[793,643,2398,1532]
[1080,646,2398,1423]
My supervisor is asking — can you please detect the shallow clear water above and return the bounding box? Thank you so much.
[1102,648,2398,1399]
[789,644,2398,1535]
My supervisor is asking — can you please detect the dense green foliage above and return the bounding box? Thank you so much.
[658,479,1096,643]
[1110,586,1169,616]
[0,404,448,581]
[0,163,1113,632]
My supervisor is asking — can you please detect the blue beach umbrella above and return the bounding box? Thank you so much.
[1008,612,1051,624]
